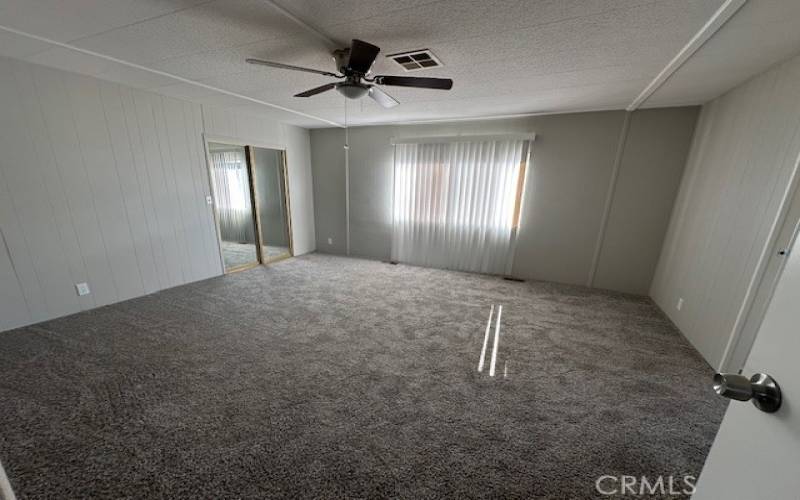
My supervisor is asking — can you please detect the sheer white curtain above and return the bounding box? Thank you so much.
[391,139,527,274]
[210,150,255,243]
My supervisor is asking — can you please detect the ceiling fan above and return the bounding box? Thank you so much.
[246,39,453,108]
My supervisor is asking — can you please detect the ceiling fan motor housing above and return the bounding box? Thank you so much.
[332,48,351,75]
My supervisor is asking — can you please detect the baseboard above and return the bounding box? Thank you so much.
[649,297,717,372]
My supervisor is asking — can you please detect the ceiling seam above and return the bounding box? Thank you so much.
[65,0,218,44]
[336,106,630,129]
[627,0,748,110]
[0,24,343,128]
[163,56,651,89]
[261,0,342,49]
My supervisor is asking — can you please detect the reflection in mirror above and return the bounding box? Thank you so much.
[208,142,259,271]
[252,147,292,262]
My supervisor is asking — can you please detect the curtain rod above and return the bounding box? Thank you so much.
[390,133,536,145]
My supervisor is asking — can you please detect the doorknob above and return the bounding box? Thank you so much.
[713,373,782,413]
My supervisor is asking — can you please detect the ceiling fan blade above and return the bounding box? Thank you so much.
[347,39,380,74]
[294,83,337,97]
[368,86,399,108]
[246,58,340,78]
[374,75,453,90]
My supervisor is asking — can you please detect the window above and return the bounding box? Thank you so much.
[391,138,530,274]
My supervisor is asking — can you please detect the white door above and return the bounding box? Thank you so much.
[693,229,800,498]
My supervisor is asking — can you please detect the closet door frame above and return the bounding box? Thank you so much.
[203,134,293,272]
[251,144,294,264]
[244,145,264,266]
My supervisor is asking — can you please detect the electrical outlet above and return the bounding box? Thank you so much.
[75,282,91,296]
[327,237,333,245]
[206,195,213,205]
[676,298,684,311]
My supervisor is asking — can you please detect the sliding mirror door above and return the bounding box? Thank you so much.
[207,140,293,272]
[251,147,292,263]
[208,142,259,272]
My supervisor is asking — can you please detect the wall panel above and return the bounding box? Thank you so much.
[65,72,144,302]
[593,107,699,294]
[651,54,800,368]
[98,81,161,294]
[0,57,225,331]
[131,89,185,288]
[0,228,30,329]
[30,64,115,310]
[1,63,81,318]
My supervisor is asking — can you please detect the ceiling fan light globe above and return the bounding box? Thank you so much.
[336,83,370,99]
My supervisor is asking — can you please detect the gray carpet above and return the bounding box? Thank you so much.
[0,254,726,499]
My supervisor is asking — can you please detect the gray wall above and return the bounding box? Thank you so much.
[0,57,315,332]
[651,54,800,369]
[593,108,701,293]
[311,108,699,295]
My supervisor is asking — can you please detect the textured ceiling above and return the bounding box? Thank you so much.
[647,0,800,107]
[0,0,797,127]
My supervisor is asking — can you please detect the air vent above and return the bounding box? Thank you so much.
[387,49,442,72]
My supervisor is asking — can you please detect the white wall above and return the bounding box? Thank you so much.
[651,53,800,369]
[0,57,315,332]
[310,108,699,295]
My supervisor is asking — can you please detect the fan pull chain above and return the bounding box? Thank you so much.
[344,95,351,256]
[344,96,349,150]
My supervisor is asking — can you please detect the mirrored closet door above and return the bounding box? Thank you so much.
[250,146,292,263]
[207,140,292,273]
